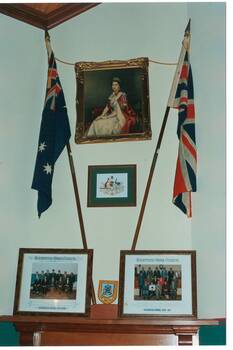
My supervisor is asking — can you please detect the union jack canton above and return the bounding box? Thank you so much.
[172,51,197,217]
[31,32,71,217]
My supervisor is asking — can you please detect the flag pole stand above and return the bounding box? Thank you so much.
[66,142,97,304]
[131,106,171,250]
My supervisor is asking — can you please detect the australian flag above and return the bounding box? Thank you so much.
[171,50,197,217]
[32,31,71,217]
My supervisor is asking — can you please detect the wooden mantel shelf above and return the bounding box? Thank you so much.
[0,305,218,346]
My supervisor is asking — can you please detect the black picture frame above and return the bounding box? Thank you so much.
[87,164,137,207]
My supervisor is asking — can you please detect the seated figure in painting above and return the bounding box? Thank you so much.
[86,77,137,137]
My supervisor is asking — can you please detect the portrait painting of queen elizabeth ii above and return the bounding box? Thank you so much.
[75,57,152,144]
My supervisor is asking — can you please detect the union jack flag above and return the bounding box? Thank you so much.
[171,51,197,217]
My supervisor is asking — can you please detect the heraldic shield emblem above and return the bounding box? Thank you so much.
[98,280,118,304]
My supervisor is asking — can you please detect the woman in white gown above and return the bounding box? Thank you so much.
[86,77,136,137]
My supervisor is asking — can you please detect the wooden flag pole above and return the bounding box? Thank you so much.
[44,30,96,304]
[131,20,190,251]
[66,142,96,304]
[131,106,170,250]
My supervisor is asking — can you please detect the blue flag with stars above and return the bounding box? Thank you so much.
[32,31,71,217]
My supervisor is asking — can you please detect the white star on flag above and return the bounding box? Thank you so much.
[43,163,52,175]
[38,142,47,152]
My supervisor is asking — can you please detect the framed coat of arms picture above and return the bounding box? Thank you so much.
[87,164,136,207]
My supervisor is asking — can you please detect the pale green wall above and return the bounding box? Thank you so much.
[0,3,225,318]
[0,14,46,315]
[187,2,226,318]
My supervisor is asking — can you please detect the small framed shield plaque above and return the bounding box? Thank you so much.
[98,280,118,304]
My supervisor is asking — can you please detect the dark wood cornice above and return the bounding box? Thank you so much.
[0,4,48,29]
[0,3,100,30]
[45,3,100,29]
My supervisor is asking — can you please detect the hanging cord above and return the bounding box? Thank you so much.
[55,56,177,66]
[55,57,75,66]
[149,59,177,66]
[56,32,188,66]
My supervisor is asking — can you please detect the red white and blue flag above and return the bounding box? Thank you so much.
[168,22,197,217]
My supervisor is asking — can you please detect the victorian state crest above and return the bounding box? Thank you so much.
[98,280,118,304]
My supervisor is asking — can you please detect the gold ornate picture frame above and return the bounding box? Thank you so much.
[75,57,151,144]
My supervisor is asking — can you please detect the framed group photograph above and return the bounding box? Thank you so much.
[13,248,93,316]
[118,250,197,318]
[75,57,151,144]
[87,164,136,207]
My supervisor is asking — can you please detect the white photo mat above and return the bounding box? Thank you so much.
[119,251,197,317]
[14,249,93,316]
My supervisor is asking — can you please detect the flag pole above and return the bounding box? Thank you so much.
[66,143,88,249]
[66,142,96,304]
[44,30,96,304]
[131,20,191,251]
[131,106,170,250]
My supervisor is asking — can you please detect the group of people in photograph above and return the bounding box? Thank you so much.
[134,265,181,301]
[30,269,77,297]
